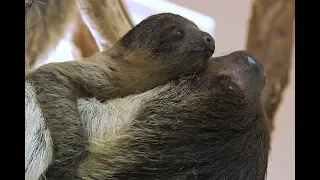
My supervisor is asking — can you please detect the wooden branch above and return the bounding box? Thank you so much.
[70,16,100,60]
[246,0,295,130]
[75,0,134,51]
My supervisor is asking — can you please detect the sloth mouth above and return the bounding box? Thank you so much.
[205,49,214,57]
[189,49,214,57]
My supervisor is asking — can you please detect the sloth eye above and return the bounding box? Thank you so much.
[214,75,239,91]
[172,28,185,37]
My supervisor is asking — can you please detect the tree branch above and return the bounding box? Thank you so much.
[75,0,134,51]
[70,15,100,60]
[246,0,295,130]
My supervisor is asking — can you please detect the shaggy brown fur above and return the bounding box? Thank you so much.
[26,13,215,180]
[82,51,269,180]
[25,50,269,179]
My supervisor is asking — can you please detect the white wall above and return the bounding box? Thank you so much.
[169,0,295,179]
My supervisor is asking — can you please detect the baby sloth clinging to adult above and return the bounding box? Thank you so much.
[26,13,215,179]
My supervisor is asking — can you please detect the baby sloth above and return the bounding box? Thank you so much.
[26,13,215,179]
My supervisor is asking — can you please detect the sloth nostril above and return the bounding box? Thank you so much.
[246,56,256,64]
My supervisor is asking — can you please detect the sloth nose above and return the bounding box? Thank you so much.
[241,55,266,83]
[203,33,215,54]
[246,56,256,65]
[239,55,265,75]
[239,56,259,69]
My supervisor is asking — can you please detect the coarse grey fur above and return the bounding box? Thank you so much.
[25,51,270,180]
[26,13,215,180]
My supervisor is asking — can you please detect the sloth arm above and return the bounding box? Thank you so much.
[26,60,121,177]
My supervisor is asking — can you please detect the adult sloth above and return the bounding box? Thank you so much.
[25,51,269,180]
